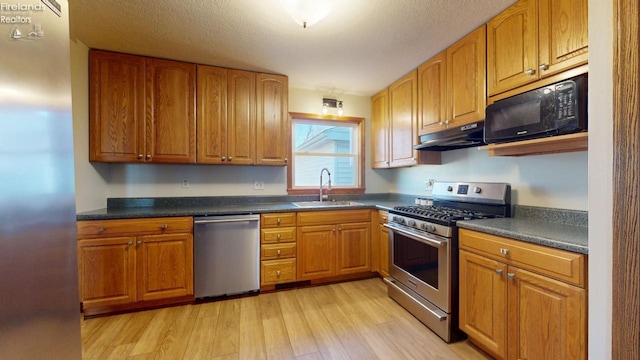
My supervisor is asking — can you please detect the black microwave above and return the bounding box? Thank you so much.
[484,74,587,144]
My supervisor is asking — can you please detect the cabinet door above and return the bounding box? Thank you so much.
[379,219,389,278]
[371,89,390,168]
[487,0,538,96]
[388,71,418,167]
[89,50,146,162]
[459,250,508,360]
[297,225,336,280]
[417,51,447,135]
[507,267,586,360]
[145,58,196,163]
[228,70,256,165]
[447,26,487,126]
[256,73,289,166]
[137,233,194,301]
[77,237,137,308]
[538,0,588,77]
[336,222,371,275]
[196,65,228,164]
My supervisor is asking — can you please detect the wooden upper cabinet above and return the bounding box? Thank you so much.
[417,25,486,136]
[537,0,588,77]
[89,50,146,162]
[417,51,447,135]
[196,65,228,164]
[227,70,256,165]
[256,73,289,166]
[371,89,390,168]
[388,71,418,167]
[145,58,196,163]
[447,26,487,126]
[488,0,588,96]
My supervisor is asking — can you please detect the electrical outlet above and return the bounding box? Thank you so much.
[254,181,264,190]
[425,179,435,191]
[182,178,189,188]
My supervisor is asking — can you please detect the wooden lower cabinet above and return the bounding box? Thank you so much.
[371,210,390,277]
[297,210,371,281]
[459,229,587,360]
[260,213,297,288]
[77,217,194,316]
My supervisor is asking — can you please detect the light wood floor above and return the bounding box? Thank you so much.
[81,278,490,360]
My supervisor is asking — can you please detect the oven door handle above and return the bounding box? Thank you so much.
[384,223,448,247]
[383,277,447,321]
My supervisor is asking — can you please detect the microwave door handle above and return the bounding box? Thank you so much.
[384,223,448,247]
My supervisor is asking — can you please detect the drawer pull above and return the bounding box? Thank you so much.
[127,241,133,246]
[98,227,107,233]
[495,269,503,276]
[499,248,510,255]
[507,273,516,280]
[276,270,281,277]
[277,218,281,224]
[137,240,142,246]
[277,234,281,239]
[161,224,168,229]
[276,249,281,256]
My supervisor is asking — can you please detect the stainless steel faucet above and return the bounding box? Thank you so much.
[319,168,331,202]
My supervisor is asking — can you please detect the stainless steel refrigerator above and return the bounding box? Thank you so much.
[0,1,82,358]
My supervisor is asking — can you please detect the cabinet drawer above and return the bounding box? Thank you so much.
[261,259,296,285]
[77,217,193,238]
[459,229,586,287]
[378,211,389,223]
[261,243,296,260]
[261,213,296,227]
[298,210,370,226]
[261,227,296,244]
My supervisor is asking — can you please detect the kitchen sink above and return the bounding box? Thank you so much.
[291,200,364,208]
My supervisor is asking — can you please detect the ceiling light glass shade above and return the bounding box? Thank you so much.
[280,0,333,28]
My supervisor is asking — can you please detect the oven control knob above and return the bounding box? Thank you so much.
[408,220,416,227]
[474,186,482,194]
[421,223,436,232]
[394,216,405,224]
[447,186,453,192]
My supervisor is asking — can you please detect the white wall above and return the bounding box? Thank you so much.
[391,149,588,210]
[587,0,613,357]
[70,40,109,212]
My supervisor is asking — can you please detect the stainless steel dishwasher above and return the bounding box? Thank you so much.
[194,214,260,299]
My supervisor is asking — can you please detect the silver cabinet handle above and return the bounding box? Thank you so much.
[146,154,151,159]
[127,241,133,246]
[499,248,510,255]
[276,249,281,256]
[161,224,168,229]
[495,269,503,276]
[507,273,516,280]
[277,233,281,239]
[284,158,288,163]
[276,270,281,277]
[228,156,232,161]
[138,154,143,159]
[277,218,281,224]
[525,69,535,75]
[99,227,107,233]
[221,156,226,161]
[539,63,549,71]
[137,240,142,245]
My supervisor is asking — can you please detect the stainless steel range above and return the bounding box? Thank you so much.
[384,181,511,342]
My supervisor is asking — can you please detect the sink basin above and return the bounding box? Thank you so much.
[291,201,364,208]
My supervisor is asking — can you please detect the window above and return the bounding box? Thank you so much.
[287,113,365,195]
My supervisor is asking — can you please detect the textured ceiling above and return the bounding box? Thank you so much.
[69,0,516,97]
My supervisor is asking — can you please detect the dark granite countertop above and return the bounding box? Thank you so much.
[457,205,588,254]
[76,194,412,220]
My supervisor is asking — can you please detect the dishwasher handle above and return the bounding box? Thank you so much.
[195,216,260,224]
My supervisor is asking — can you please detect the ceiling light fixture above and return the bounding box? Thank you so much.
[280,0,333,29]
[322,97,343,116]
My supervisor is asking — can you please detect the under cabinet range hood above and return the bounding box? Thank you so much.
[414,121,485,151]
